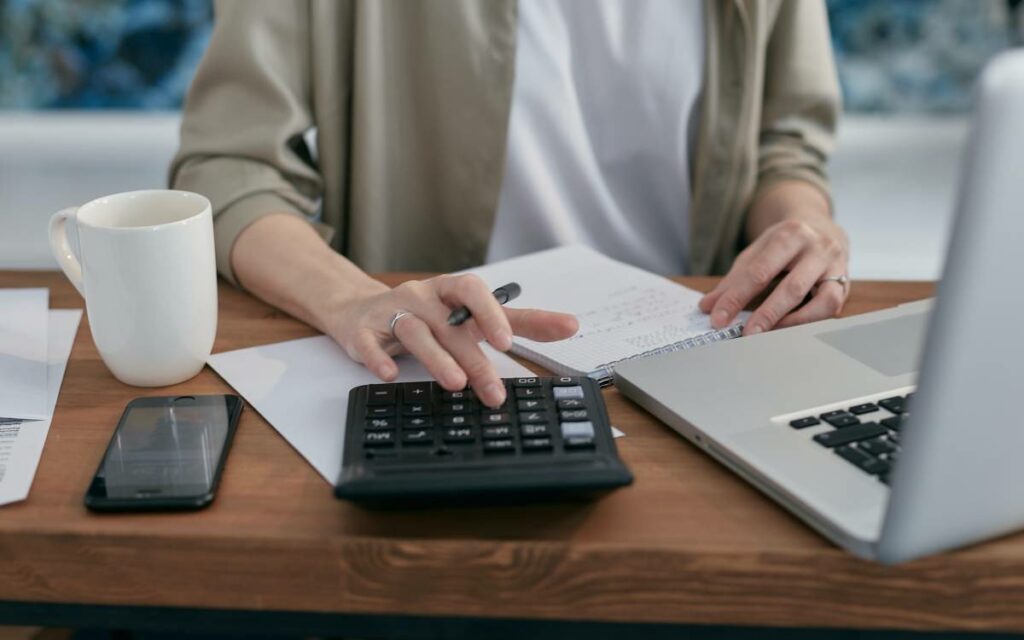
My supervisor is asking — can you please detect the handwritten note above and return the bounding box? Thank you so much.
[469,246,744,377]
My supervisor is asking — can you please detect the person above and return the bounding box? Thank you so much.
[171,0,847,409]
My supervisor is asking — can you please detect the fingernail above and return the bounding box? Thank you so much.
[484,382,506,408]
[495,330,513,351]
[748,324,763,335]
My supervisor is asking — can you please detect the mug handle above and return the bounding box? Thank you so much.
[48,207,86,297]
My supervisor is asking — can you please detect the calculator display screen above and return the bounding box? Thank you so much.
[88,398,237,500]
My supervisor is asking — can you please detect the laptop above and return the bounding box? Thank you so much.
[614,50,1024,564]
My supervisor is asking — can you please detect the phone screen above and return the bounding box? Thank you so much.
[87,396,241,503]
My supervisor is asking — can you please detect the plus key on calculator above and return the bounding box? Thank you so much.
[335,376,633,506]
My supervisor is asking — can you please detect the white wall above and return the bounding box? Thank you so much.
[0,112,181,269]
[0,111,968,279]
[831,116,969,280]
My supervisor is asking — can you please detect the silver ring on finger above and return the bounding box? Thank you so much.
[388,309,413,341]
[813,274,850,298]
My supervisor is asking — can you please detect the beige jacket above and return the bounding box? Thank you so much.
[171,0,840,284]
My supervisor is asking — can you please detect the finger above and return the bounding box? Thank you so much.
[351,331,398,381]
[434,274,514,351]
[395,284,507,408]
[696,288,720,313]
[776,279,847,329]
[708,237,805,329]
[505,308,579,342]
[392,314,467,390]
[744,253,830,335]
[698,276,732,313]
[439,333,505,407]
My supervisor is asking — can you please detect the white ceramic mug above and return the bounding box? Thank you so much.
[48,190,217,387]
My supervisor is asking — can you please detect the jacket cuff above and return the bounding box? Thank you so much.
[213,192,335,286]
[754,168,833,215]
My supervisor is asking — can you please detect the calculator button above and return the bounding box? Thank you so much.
[515,387,544,400]
[364,449,397,460]
[483,438,516,454]
[556,398,585,410]
[481,412,511,425]
[443,427,476,443]
[442,389,474,402]
[444,402,472,414]
[517,399,544,411]
[403,416,433,429]
[402,403,431,416]
[522,437,553,451]
[560,409,588,422]
[364,430,396,447]
[520,423,550,437]
[553,386,584,400]
[366,417,396,430]
[561,421,595,439]
[564,436,595,450]
[442,415,474,428]
[366,406,395,418]
[513,377,541,388]
[483,425,514,439]
[552,376,579,386]
[366,385,396,405]
[519,411,548,424]
[402,429,433,445]
[402,382,433,402]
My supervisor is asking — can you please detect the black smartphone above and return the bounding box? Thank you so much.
[85,394,244,512]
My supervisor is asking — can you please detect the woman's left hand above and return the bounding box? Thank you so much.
[698,191,850,336]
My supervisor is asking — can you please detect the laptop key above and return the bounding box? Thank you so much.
[835,445,891,475]
[789,416,821,429]
[881,414,908,431]
[861,437,896,457]
[878,396,906,414]
[849,403,878,415]
[822,412,859,428]
[814,422,887,448]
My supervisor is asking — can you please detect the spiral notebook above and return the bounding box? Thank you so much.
[469,246,747,385]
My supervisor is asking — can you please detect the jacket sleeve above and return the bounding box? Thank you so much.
[757,0,842,208]
[169,0,330,285]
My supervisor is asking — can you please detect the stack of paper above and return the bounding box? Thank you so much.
[0,288,81,506]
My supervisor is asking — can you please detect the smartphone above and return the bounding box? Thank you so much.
[85,395,244,511]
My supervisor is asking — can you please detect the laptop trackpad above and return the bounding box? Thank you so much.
[816,312,929,377]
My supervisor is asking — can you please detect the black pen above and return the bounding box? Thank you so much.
[448,282,522,326]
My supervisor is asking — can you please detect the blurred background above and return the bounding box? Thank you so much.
[0,0,1021,279]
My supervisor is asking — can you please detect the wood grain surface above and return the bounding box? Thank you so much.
[6,271,1020,633]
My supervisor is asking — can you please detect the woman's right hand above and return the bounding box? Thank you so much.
[325,273,579,408]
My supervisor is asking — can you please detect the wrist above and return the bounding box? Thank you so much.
[309,267,389,337]
[747,180,832,241]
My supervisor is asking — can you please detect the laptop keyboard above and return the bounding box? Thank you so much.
[788,393,912,485]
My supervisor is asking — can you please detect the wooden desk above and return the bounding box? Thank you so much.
[5,271,1016,637]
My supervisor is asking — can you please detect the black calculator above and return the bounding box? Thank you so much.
[335,376,633,506]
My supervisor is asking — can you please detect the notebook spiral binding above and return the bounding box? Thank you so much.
[594,324,744,385]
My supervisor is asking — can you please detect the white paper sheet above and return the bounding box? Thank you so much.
[0,309,82,506]
[208,335,535,484]
[0,288,49,420]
